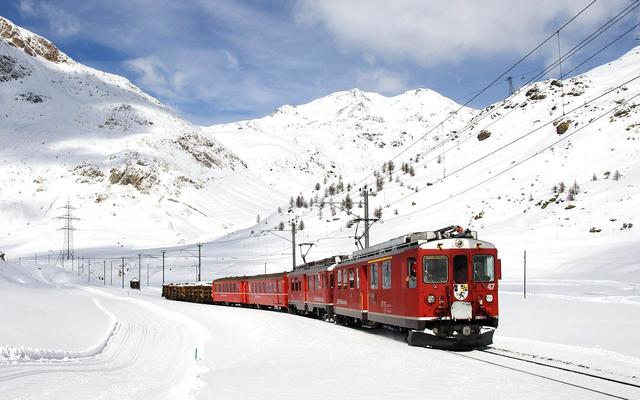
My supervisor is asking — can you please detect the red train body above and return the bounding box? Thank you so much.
[245,272,288,310]
[172,227,501,349]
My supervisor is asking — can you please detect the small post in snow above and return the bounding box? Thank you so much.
[121,257,125,289]
[88,259,91,283]
[103,260,106,286]
[194,347,198,360]
[162,250,166,285]
[523,250,527,299]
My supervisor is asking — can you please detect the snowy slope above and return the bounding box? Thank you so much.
[195,47,640,284]
[0,16,287,255]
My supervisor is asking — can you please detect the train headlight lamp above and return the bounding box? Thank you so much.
[427,294,436,304]
[485,294,494,303]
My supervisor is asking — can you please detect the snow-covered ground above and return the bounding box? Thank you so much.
[1,261,638,399]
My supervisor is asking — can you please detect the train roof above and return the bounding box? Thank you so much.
[341,226,494,263]
[290,255,347,274]
[213,271,286,282]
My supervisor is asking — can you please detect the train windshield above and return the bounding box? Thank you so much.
[423,256,448,284]
[473,255,495,282]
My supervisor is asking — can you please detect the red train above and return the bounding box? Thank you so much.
[169,226,501,349]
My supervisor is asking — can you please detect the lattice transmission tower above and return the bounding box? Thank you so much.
[57,199,79,261]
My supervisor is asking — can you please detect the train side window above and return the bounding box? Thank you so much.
[338,270,343,289]
[382,260,391,289]
[454,255,468,283]
[423,256,448,284]
[330,273,335,289]
[316,274,320,290]
[356,268,360,289]
[349,268,355,288]
[473,255,495,282]
[407,257,417,288]
[370,263,379,289]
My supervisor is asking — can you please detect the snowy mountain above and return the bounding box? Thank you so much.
[0,16,285,254]
[201,47,640,283]
[1,16,639,285]
[205,87,474,192]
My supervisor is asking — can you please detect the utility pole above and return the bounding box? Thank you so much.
[264,262,267,274]
[506,75,514,95]
[359,185,376,248]
[88,259,91,283]
[121,257,125,289]
[34,253,37,266]
[103,260,106,286]
[162,250,166,285]
[138,253,142,283]
[197,243,202,282]
[291,221,297,270]
[56,199,79,262]
[524,250,527,299]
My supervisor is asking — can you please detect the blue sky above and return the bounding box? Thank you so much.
[2,0,639,125]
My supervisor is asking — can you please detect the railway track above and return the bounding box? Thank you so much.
[450,347,640,400]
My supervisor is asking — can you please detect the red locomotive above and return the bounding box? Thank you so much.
[167,226,501,349]
[330,226,500,349]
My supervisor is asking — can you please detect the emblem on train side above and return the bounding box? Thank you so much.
[453,284,468,300]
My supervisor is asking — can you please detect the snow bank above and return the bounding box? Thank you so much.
[0,298,119,364]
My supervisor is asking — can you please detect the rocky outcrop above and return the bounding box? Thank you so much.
[0,54,30,82]
[176,132,246,169]
[0,16,72,64]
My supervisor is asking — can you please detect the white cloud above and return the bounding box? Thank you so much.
[296,0,630,66]
[18,0,80,37]
[354,68,409,94]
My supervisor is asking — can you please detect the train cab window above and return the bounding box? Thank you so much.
[473,255,495,282]
[423,256,448,284]
[454,255,468,283]
[370,263,379,289]
[382,260,391,289]
[407,257,417,288]
[330,273,334,289]
[349,269,355,288]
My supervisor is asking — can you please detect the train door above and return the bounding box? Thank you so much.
[368,261,380,314]
[303,273,309,311]
[360,263,369,310]
[451,251,472,320]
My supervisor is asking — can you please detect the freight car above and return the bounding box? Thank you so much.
[162,282,213,304]
[163,226,501,349]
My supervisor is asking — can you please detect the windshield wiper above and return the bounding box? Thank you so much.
[425,268,437,289]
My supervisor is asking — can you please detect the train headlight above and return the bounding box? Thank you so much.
[485,294,494,303]
[427,294,436,304]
